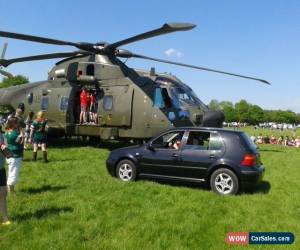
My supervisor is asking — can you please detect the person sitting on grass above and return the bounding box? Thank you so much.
[0,132,11,226]
[295,136,300,148]
[30,111,49,163]
[270,135,277,144]
[4,117,24,194]
[277,136,284,145]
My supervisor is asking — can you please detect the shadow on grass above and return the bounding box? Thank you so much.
[140,177,210,192]
[242,181,271,195]
[13,206,73,222]
[20,185,67,194]
[141,178,271,195]
[260,149,284,153]
[46,137,134,151]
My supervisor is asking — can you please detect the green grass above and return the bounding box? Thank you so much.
[0,131,299,250]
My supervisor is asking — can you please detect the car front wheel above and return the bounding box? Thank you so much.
[210,168,239,195]
[116,160,137,182]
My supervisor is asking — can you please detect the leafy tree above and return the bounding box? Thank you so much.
[249,105,264,124]
[0,75,29,89]
[208,99,220,111]
[235,100,251,123]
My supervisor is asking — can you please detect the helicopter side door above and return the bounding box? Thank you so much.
[99,85,133,127]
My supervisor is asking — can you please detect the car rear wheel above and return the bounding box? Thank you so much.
[210,168,239,195]
[116,160,137,182]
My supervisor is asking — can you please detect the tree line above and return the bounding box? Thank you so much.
[208,99,300,124]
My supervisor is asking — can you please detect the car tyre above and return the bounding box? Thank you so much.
[210,168,239,195]
[116,159,137,182]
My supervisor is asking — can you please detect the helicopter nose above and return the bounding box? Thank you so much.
[202,110,225,128]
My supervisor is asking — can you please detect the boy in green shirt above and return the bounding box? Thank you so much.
[4,117,23,193]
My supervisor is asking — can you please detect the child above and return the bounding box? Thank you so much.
[4,117,24,193]
[24,111,34,150]
[30,111,48,163]
[89,91,96,124]
[0,132,10,225]
[79,88,88,124]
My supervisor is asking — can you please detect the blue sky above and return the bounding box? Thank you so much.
[1,0,300,111]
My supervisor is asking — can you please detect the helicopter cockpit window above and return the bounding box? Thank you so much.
[41,97,49,111]
[86,64,95,76]
[103,96,113,110]
[153,87,174,109]
[60,97,69,112]
[171,87,208,111]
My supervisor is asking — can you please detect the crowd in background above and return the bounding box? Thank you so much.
[250,134,300,147]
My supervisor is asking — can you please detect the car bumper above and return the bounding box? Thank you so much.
[106,157,117,176]
[240,165,265,189]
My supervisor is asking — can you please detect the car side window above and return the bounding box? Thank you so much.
[209,132,223,151]
[184,131,211,150]
[151,131,184,150]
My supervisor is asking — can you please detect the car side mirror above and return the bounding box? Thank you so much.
[147,143,155,151]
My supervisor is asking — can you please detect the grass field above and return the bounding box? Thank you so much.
[0,127,299,250]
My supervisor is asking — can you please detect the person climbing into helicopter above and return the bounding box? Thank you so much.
[79,87,88,124]
[89,91,97,124]
[29,111,48,163]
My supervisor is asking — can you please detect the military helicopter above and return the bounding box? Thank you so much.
[0,23,269,141]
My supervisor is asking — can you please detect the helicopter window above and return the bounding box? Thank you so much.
[103,96,113,110]
[153,87,174,109]
[60,97,69,112]
[41,97,49,111]
[27,93,33,105]
[86,64,95,76]
[153,88,165,108]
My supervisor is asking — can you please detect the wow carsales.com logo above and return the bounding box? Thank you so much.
[226,232,295,245]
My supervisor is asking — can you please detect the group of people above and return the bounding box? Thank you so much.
[0,108,48,226]
[79,88,99,125]
[252,134,300,147]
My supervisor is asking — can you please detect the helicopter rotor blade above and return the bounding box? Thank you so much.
[0,51,91,67]
[104,23,196,53]
[128,53,270,85]
[0,31,97,52]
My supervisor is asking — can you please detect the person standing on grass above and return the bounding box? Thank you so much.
[24,111,34,150]
[0,132,11,226]
[29,111,49,163]
[4,117,24,194]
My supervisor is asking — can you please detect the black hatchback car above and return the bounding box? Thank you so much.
[106,127,265,195]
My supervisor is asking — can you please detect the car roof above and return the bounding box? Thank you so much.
[167,127,244,134]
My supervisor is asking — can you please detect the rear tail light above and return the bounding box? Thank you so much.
[241,154,256,167]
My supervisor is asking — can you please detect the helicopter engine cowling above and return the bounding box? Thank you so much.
[202,110,225,128]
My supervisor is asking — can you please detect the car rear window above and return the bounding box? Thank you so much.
[240,132,257,151]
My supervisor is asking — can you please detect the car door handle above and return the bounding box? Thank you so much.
[172,153,179,158]
[209,154,215,159]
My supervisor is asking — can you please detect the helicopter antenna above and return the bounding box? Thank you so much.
[0,42,13,78]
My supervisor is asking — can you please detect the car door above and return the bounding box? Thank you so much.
[180,131,224,180]
[139,130,185,177]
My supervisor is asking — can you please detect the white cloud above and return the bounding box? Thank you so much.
[164,48,183,58]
